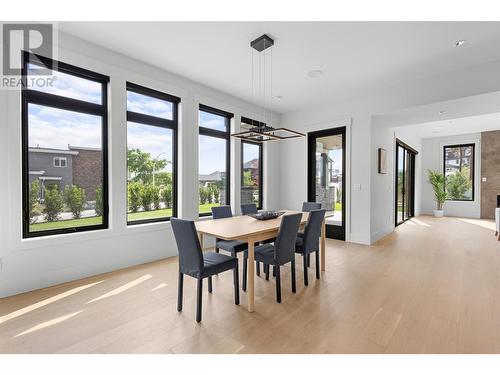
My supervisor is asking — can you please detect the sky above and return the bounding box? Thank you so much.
[27,69,260,177]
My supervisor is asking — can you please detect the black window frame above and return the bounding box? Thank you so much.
[198,104,233,217]
[22,51,110,238]
[443,143,475,202]
[126,82,180,225]
[241,140,263,210]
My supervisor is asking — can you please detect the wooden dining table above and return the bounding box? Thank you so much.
[195,210,330,312]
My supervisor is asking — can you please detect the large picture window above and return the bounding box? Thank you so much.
[241,140,263,209]
[198,105,232,216]
[443,144,475,201]
[126,83,179,224]
[22,52,109,238]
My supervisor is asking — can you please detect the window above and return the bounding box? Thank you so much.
[22,52,109,238]
[443,144,475,201]
[198,105,232,216]
[241,141,263,209]
[126,82,179,224]
[53,157,67,168]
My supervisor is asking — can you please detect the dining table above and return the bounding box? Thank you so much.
[195,210,331,312]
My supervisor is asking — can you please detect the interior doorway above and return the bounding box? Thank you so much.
[307,127,346,240]
[395,139,417,226]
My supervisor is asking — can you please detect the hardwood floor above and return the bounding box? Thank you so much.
[1,215,500,353]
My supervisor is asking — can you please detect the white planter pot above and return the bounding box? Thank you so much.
[434,210,444,218]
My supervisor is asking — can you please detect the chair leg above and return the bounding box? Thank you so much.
[177,272,183,312]
[315,250,320,279]
[303,254,309,286]
[256,261,261,276]
[272,266,276,277]
[208,276,213,293]
[242,257,247,292]
[291,260,296,293]
[275,266,281,303]
[265,264,270,280]
[215,247,219,253]
[233,265,240,305]
[196,278,203,323]
[307,254,311,268]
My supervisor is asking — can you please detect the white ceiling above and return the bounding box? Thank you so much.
[396,112,500,139]
[59,22,500,114]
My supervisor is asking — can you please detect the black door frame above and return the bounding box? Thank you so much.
[307,127,346,241]
[395,139,417,227]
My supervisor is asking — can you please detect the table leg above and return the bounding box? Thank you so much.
[320,220,326,271]
[198,232,203,250]
[247,237,255,312]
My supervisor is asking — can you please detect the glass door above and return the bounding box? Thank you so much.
[395,140,416,226]
[308,127,346,240]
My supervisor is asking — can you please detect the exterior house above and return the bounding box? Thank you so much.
[199,171,225,187]
[28,146,102,201]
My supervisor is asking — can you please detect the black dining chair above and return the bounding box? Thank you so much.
[295,209,326,286]
[302,202,322,212]
[171,218,239,323]
[241,203,258,215]
[243,213,302,303]
[211,206,248,257]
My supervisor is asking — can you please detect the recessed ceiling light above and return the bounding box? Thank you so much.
[307,70,323,78]
[272,95,283,101]
[454,40,466,47]
[438,110,447,115]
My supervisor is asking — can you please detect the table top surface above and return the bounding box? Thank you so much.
[195,210,334,240]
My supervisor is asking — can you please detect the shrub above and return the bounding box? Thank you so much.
[151,185,161,210]
[199,186,208,205]
[162,184,173,209]
[211,185,220,204]
[29,180,41,224]
[128,182,143,213]
[141,184,156,211]
[95,184,103,216]
[43,184,63,222]
[446,170,472,200]
[64,185,86,219]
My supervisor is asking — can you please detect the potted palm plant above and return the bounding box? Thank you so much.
[427,169,447,217]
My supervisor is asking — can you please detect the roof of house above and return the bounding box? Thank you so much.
[243,158,259,169]
[28,147,79,155]
[199,171,223,181]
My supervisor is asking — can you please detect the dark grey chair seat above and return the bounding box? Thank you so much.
[202,252,238,278]
[216,239,248,255]
[244,243,278,265]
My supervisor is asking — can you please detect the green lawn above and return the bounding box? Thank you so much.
[30,216,103,232]
[30,203,245,232]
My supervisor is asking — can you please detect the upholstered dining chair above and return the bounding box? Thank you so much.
[302,202,322,212]
[171,218,239,323]
[241,203,258,215]
[243,213,302,303]
[295,209,326,286]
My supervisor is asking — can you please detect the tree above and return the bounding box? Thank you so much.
[128,181,143,213]
[95,184,103,216]
[210,184,220,204]
[162,184,173,209]
[446,169,472,200]
[151,185,161,210]
[427,170,447,210]
[64,185,86,219]
[43,184,63,222]
[243,170,252,186]
[127,148,169,185]
[199,186,208,205]
[29,180,42,224]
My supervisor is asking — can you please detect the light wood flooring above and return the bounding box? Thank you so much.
[1,215,500,353]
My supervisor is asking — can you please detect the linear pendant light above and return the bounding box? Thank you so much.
[231,34,305,142]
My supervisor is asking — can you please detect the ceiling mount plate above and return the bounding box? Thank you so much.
[250,34,274,52]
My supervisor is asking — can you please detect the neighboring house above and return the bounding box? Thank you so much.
[28,145,102,201]
[28,147,78,200]
[199,171,225,187]
[243,158,259,185]
[70,146,102,200]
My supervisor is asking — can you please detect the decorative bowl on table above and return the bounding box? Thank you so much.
[248,210,285,221]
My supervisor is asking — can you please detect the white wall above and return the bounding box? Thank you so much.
[420,133,481,218]
[0,32,281,297]
[280,58,500,245]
